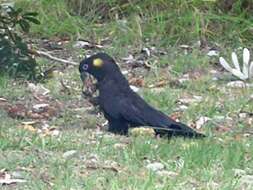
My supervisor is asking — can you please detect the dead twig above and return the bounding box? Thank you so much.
[60,79,72,95]
[29,49,79,66]
[86,165,119,173]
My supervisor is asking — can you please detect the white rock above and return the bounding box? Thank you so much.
[113,143,127,149]
[73,41,91,48]
[178,95,202,105]
[178,74,190,83]
[142,47,151,57]
[179,44,190,49]
[239,113,247,119]
[32,104,49,113]
[195,116,211,129]
[239,175,253,186]
[156,170,178,178]
[122,54,134,64]
[146,162,164,172]
[227,81,246,88]
[177,105,188,111]
[63,150,77,159]
[207,50,219,57]
[51,129,60,137]
[233,169,246,177]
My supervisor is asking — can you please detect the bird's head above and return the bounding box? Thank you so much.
[79,53,120,82]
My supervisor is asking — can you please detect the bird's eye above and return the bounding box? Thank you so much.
[82,64,89,70]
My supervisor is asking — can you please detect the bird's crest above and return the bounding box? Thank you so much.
[93,58,103,67]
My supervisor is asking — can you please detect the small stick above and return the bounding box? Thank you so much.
[29,49,79,66]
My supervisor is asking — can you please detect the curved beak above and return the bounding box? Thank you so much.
[80,72,87,82]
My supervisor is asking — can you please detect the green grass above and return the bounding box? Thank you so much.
[16,0,253,49]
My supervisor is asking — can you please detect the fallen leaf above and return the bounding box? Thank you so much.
[8,104,27,119]
[38,126,60,137]
[129,77,145,87]
[169,112,183,121]
[21,121,37,125]
[148,80,167,88]
[215,125,232,133]
[0,98,7,102]
[22,124,37,133]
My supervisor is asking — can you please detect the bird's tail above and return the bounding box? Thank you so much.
[153,122,205,138]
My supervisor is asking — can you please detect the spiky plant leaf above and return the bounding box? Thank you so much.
[231,52,240,71]
[242,48,250,77]
[249,62,253,78]
[219,57,233,73]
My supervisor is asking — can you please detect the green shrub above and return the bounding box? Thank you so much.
[0,5,40,79]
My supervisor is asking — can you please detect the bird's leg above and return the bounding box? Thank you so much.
[108,119,129,135]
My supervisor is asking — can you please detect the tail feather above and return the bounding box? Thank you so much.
[153,122,205,138]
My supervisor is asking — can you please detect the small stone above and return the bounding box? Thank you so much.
[51,129,60,137]
[146,162,164,172]
[233,169,246,177]
[176,105,188,111]
[73,41,90,48]
[207,50,219,57]
[195,116,211,129]
[156,170,178,178]
[113,143,127,149]
[63,150,77,159]
[142,47,151,57]
[239,175,253,186]
[239,113,247,119]
[32,104,49,113]
[227,81,246,88]
[178,74,190,83]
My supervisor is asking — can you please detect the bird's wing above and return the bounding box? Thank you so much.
[118,93,170,127]
[118,93,204,137]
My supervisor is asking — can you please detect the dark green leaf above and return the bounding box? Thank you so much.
[23,12,39,17]
[19,20,30,33]
[16,8,23,14]
[23,16,40,25]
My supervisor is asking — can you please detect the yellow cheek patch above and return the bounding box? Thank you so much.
[93,58,103,67]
